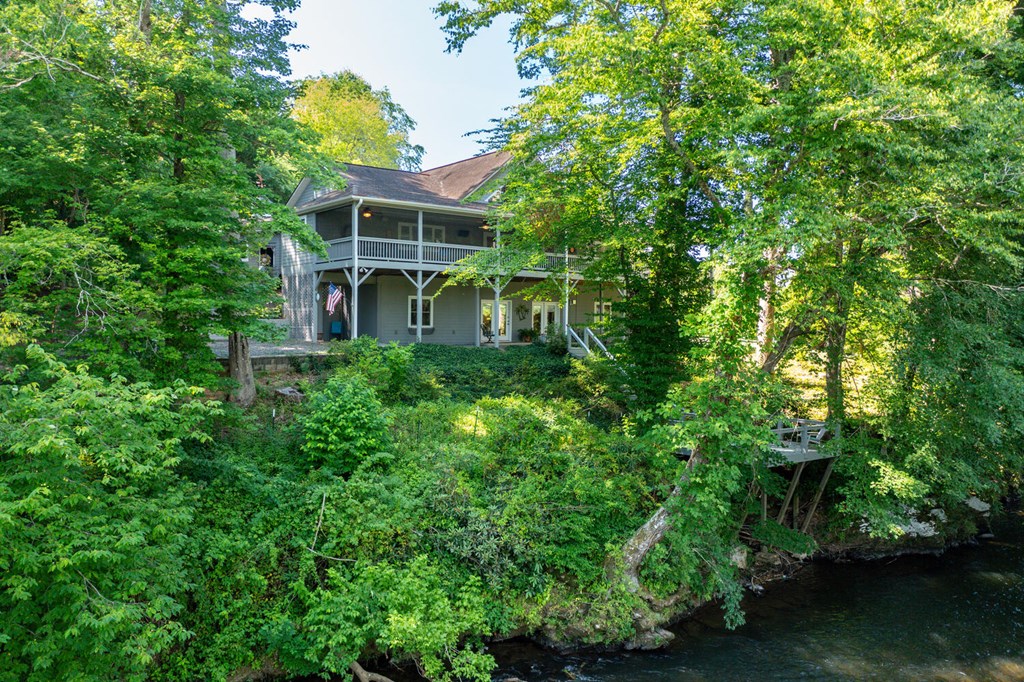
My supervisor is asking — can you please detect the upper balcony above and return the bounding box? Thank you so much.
[308,202,580,276]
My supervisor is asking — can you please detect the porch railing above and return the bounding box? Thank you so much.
[317,236,581,272]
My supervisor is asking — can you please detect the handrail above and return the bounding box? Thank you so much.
[315,236,581,272]
[567,326,588,353]
[584,327,614,360]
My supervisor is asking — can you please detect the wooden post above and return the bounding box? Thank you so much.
[474,287,481,347]
[416,270,423,343]
[493,285,500,349]
[776,461,806,525]
[351,201,360,338]
[800,458,837,534]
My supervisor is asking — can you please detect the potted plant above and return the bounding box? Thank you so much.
[517,327,535,343]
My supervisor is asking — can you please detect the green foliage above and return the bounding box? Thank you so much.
[544,323,567,356]
[299,374,391,472]
[0,346,214,681]
[409,343,572,402]
[293,70,425,170]
[0,0,324,385]
[749,520,817,556]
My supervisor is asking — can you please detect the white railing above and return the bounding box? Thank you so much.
[322,237,353,263]
[423,243,486,265]
[567,326,616,361]
[543,253,580,271]
[316,236,581,272]
[359,237,418,262]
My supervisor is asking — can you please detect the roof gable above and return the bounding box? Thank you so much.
[292,151,510,213]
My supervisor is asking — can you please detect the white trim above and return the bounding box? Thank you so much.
[297,194,491,218]
[287,176,312,209]
[408,295,434,329]
[481,299,512,342]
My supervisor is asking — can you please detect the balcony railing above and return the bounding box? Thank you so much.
[317,237,580,272]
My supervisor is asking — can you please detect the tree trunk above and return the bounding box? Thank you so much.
[823,294,848,423]
[349,661,395,682]
[755,247,784,367]
[612,325,806,595]
[228,331,256,407]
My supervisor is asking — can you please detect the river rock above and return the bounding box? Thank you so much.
[625,627,675,650]
[965,496,991,514]
[275,387,304,402]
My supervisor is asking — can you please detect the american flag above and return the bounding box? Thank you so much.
[325,283,343,315]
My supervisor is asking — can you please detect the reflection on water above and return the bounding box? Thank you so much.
[493,513,1024,682]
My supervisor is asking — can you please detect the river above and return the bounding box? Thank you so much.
[491,512,1024,681]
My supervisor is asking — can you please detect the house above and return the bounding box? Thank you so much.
[272,151,615,346]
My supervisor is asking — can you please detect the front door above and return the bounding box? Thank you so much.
[481,300,511,342]
[532,301,561,335]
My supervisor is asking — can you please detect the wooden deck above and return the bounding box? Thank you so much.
[673,415,836,464]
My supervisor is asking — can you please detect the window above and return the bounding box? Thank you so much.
[258,247,274,269]
[398,222,445,243]
[424,224,445,243]
[594,301,613,325]
[408,295,433,328]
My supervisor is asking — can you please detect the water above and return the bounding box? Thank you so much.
[492,513,1024,682]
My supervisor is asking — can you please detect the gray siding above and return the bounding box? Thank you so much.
[279,231,318,341]
[374,276,478,345]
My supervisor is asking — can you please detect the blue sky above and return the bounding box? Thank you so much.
[287,1,528,169]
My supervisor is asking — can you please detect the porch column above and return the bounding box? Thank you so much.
[416,270,423,343]
[417,210,424,264]
[351,201,360,337]
[416,211,424,345]
[563,247,570,335]
[474,287,481,347]
[493,286,500,349]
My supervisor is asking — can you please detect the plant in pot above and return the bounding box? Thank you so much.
[517,327,535,343]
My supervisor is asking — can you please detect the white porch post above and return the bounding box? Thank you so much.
[474,287,481,347]
[351,201,361,338]
[416,270,423,343]
[493,285,500,349]
[563,247,570,335]
[416,210,423,344]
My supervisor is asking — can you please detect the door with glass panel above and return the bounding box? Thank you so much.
[531,302,560,336]
[480,300,511,342]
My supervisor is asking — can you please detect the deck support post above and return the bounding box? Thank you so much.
[351,201,361,338]
[474,287,481,347]
[563,247,570,336]
[800,458,836,534]
[416,270,423,343]
[777,461,806,525]
[493,286,500,349]
[401,269,437,345]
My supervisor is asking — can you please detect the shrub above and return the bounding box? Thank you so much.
[545,323,567,356]
[298,375,390,472]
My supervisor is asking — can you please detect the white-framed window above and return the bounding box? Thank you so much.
[594,301,613,319]
[424,224,445,243]
[408,295,434,328]
[398,222,446,243]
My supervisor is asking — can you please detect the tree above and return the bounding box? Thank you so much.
[441,230,542,348]
[293,71,425,171]
[0,345,215,681]
[436,0,1024,637]
[0,0,324,387]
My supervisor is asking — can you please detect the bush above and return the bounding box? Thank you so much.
[298,375,390,472]
[545,323,567,356]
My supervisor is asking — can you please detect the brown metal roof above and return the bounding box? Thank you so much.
[296,151,510,212]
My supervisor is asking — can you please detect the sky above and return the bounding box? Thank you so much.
[286,1,529,170]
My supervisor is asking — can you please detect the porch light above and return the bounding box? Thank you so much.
[361,207,373,219]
